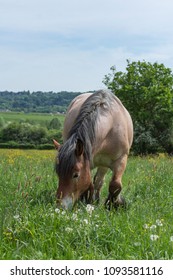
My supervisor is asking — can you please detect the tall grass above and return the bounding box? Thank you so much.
[0,150,173,260]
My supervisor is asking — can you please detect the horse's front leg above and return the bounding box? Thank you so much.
[93,167,108,203]
[105,154,128,210]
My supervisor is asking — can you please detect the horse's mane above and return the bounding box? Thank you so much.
[56,89,114,179]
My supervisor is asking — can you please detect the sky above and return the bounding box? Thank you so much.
[1,0,173,92]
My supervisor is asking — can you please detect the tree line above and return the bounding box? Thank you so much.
[0,91,81,113]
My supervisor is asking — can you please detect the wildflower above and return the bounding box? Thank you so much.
[61,210,66,216]
[150,234,159,241]
[65,227,73,233]
[83,219,89,224]
[13,214,20,220]
[150,225,157,230]
[55,208,60,214]
[86,204,94,215]
[143,224,149,229]
[170,236,173,242]
[134,242,141,247]
[156,219,163,227]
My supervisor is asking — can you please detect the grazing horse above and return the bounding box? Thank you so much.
[54,89,133,210]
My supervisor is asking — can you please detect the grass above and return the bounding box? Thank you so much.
[0,149,173,260]
[0,111,65,126]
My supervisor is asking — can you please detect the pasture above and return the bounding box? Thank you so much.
[0,111,65,126]
[0,149,173,260]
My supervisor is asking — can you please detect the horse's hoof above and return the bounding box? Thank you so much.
[114,196,127,210]
[104,196,111,210]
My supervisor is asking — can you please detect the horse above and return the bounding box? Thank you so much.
[54,89,133,210]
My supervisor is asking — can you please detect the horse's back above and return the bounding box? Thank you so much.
[63,92,92,140]
[63,90,133,167]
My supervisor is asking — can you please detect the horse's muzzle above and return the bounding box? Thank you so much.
[57,196,73,210]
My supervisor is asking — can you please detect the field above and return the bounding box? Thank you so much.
[0,111,65,126]
[0,149,173,260]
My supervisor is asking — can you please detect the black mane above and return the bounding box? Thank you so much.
[56,89,114,179]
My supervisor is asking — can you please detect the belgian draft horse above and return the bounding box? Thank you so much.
[54,89,133,210]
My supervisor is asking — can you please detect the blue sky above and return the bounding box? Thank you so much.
[1,0,173,92]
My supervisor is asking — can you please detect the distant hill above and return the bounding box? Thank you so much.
[0,91,84,113]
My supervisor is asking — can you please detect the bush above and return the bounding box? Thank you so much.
[48,118,61,130]
[0,121,63,149]
[0,142,36,149]
[133,122,161,155]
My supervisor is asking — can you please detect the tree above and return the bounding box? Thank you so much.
[103,60,173,154]
[48,118,61,130]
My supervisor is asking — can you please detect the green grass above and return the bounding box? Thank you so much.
[0,112,65,126]
[0,150,173,260]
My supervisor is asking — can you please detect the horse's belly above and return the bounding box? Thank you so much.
[93,153,116,169]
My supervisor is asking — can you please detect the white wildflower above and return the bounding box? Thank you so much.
[150,225,157,230]
[55,208,60,214]
[65,227,73,233]
[150,234,159,241]
[83,219,89,224]
[170,236,173,242]
[86,204,94,215]
[14,214,20,220]
[156,219,163,227]
[143,224,149,229]
[134,242,141,247]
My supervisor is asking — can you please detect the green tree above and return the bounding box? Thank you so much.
[103,60,173,154]
[48,117,61,130]
[1,122,21,142]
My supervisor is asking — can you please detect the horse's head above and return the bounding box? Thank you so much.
[54,139,92,209]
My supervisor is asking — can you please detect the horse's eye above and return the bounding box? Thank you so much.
[72,172,80,179]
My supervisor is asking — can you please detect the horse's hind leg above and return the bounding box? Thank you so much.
[93,167,108,203]
[105,154,128,210]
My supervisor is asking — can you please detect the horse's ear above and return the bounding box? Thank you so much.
[53,139,61,150]
[75,139,84,157]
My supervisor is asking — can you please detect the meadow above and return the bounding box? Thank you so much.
[0,111,65,126]
[0,149,173,260]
